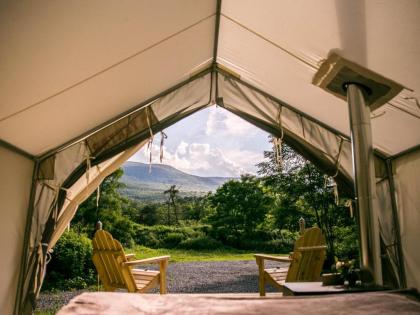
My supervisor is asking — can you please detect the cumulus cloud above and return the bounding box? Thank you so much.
[129,139,258,177]
[206,107,256,137]
[128,106,270,177]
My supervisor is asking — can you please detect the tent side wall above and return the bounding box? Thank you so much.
[0,147,34,314]
[393,149,420,290]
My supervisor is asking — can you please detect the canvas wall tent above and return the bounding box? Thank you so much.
[0,0,419,314]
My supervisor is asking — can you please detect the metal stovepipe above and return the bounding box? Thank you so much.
[347,83,382,285]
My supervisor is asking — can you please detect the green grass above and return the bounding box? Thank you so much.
[128,245,287,263]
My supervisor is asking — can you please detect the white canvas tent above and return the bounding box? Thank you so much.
[0,1,419,314]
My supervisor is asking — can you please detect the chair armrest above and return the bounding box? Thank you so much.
[254,254,292,263]
[125,254,136,261]
[122,255,170,266]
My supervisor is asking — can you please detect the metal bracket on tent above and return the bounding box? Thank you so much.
[312,52,403,111]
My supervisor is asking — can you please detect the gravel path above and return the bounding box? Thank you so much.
[164,260,284,293]
[37,260,286,312]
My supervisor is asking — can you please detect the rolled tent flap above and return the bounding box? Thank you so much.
[393,150,420,290]
[218,72,355,189]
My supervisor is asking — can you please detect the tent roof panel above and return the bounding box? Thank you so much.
[0,0,418,158]
[222,0,420,93]
[0,16,214,155]
[217,15,351,134]
[0,0,215,120]
[217,3,420,156]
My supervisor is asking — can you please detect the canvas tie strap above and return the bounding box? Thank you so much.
[82,143,96,185]
[160,131,167,163]
[344,199,354,218]
[146,106,154,173]
[324,137,344,205]
[273,106,284,170]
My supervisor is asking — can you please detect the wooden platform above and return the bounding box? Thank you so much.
[57,291,420,315]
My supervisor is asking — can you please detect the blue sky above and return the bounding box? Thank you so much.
[128,106,272,177]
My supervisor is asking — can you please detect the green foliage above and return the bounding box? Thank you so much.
[207,175,273,246]
[72,168,136,246]
[257,140,357,263]
[44,230,95,290]
[333,225,359,259]
[135,224,202,247]
[137,203,160,225]
[178,235,223,250]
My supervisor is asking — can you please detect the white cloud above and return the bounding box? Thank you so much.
[206,107,256,137]
[127,106,271,177]
[129,140,255,177]
[176,141,188,155]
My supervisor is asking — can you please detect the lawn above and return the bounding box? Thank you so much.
[128,245,282,263]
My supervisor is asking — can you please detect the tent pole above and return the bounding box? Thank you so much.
[346,83,382,285]
[14,160,39,315]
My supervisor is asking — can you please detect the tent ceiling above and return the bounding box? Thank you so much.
[0,0,419,157]
[0,0,215,155]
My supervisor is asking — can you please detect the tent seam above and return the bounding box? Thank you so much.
[221,13,318,70]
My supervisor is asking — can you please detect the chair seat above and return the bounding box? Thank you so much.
[131,269,160,291]
[265,268,288,285]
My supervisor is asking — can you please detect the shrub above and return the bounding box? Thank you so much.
[162,232,184,248]
[134,224,209,248]
[109,217,138,247]
[178,236,223,250]
[334,225,359,260]
[43,230,96,291]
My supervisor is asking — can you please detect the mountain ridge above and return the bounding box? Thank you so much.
[119,161,236,202]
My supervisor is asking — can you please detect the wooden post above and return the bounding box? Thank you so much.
[256,257,266,296]
[160,260,167,294]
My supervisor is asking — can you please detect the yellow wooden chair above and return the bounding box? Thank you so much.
[92,229,170,294]
[255,227,327,296]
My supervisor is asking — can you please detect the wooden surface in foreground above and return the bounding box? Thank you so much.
[57,291,420,315]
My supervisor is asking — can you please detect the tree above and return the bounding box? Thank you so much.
[207,175,273,246]
[164,185,180,225]
[72,168,136,246]
[257,138,356,263]
[137,203,159,226]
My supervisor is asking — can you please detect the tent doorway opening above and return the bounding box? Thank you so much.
[37,105,367,312]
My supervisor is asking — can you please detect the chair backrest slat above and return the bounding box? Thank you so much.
[286,227,326,282]
[92,230,137,291]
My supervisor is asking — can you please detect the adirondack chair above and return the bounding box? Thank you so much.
[255,227,327,296]
[92,230,170,294]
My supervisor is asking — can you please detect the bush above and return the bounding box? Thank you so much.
[334,225,359,260]
[178,236,223,250]
[135,224,208,248]
[162,232,184,248]
[109,217,138,247]
[44,230,96,291]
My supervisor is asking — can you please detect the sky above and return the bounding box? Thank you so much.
[128,106,272,177]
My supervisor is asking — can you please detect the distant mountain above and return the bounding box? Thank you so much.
[119,161,235,202]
